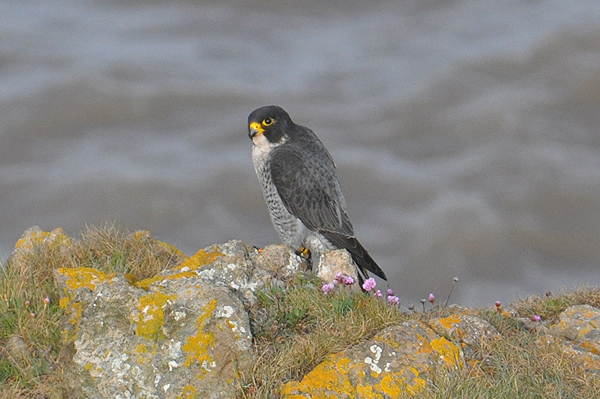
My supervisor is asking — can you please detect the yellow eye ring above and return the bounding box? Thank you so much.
[263,118,273,126]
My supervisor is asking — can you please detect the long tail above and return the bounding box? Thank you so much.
[321,231,387,285]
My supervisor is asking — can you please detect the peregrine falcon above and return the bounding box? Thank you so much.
[248,105,387,284]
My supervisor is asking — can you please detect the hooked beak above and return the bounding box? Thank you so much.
[248,122,264,139]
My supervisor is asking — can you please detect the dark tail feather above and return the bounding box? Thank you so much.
[321,231,388,284]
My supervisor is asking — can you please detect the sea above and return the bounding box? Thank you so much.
[1,0,599,306]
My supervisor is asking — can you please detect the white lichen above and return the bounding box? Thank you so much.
[168,360,178,371]
[174,311,187,321]
[365,357,382,374]
[364,345,383,374]
[216,305,234,318]
[202,360,216,372]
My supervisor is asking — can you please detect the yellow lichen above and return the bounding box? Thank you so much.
[134,291,177,340]
[437,314,462,329]
[133,270,198,290]
[430,337,463,368]
[67,301,83,325]
[176,248,224,271]
[134,343,157,365]
[356,383,384,398]
[404,367,427,396]
[58,267,116,291]
[178,385,198,399]
[14,227,71,250]
[59,296,70,309]
[182,300,218,372]
[280,353,355,398]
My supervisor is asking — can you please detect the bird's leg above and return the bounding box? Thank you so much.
[295,246,313,270]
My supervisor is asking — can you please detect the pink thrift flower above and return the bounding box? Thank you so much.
[322,283,335,293]
[334,272,344,284]
[387,289,394,296]
[495,301,502,312]
[530,314,541,322]
[428,293,435,304]
[375,290,382,298]
[362,277,376,291]
[30,313,36,318]
[43,297,50,305]
[25,300,31,307]
[342,276,354,285]
[387,295,399,305]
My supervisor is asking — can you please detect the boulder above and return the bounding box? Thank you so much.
[280,321,462,398]
[55,248,253,399]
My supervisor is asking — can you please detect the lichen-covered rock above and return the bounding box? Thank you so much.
[280,321,463,398]
[549,304,600,356]
[55,263,253,398]
[429,310,500,360]
[11,226,71,265]
[316,249,358,284]
[177,241,307,306]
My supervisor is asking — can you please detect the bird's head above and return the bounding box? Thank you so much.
[248,105,293,145]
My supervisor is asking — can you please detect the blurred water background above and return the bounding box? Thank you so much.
[1,0,600,306]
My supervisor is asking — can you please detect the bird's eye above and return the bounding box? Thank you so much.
[263,118,273,126]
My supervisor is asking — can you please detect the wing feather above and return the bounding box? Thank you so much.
[270,144,353,236]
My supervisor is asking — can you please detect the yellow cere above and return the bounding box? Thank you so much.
[249,121,264,134]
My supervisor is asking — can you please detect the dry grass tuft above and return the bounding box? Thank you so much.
[512,285,600,323]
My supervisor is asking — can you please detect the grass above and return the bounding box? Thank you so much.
[0,225,599,398]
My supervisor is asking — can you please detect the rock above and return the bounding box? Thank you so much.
[548,304,600,371]
[55,260,253,398]
[429,310,501,361]
[11,226,71,265]
[549,304,600,351]
[252,244,306,279]
[315,249,358,284]
[5,335,30,364]
[280,321,462,398]
[178,241,306,306]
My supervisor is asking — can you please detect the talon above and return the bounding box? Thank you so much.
[253,246,264,253]
[296,246,310,258]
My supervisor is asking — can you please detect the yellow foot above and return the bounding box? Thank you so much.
[297,246,311,259]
